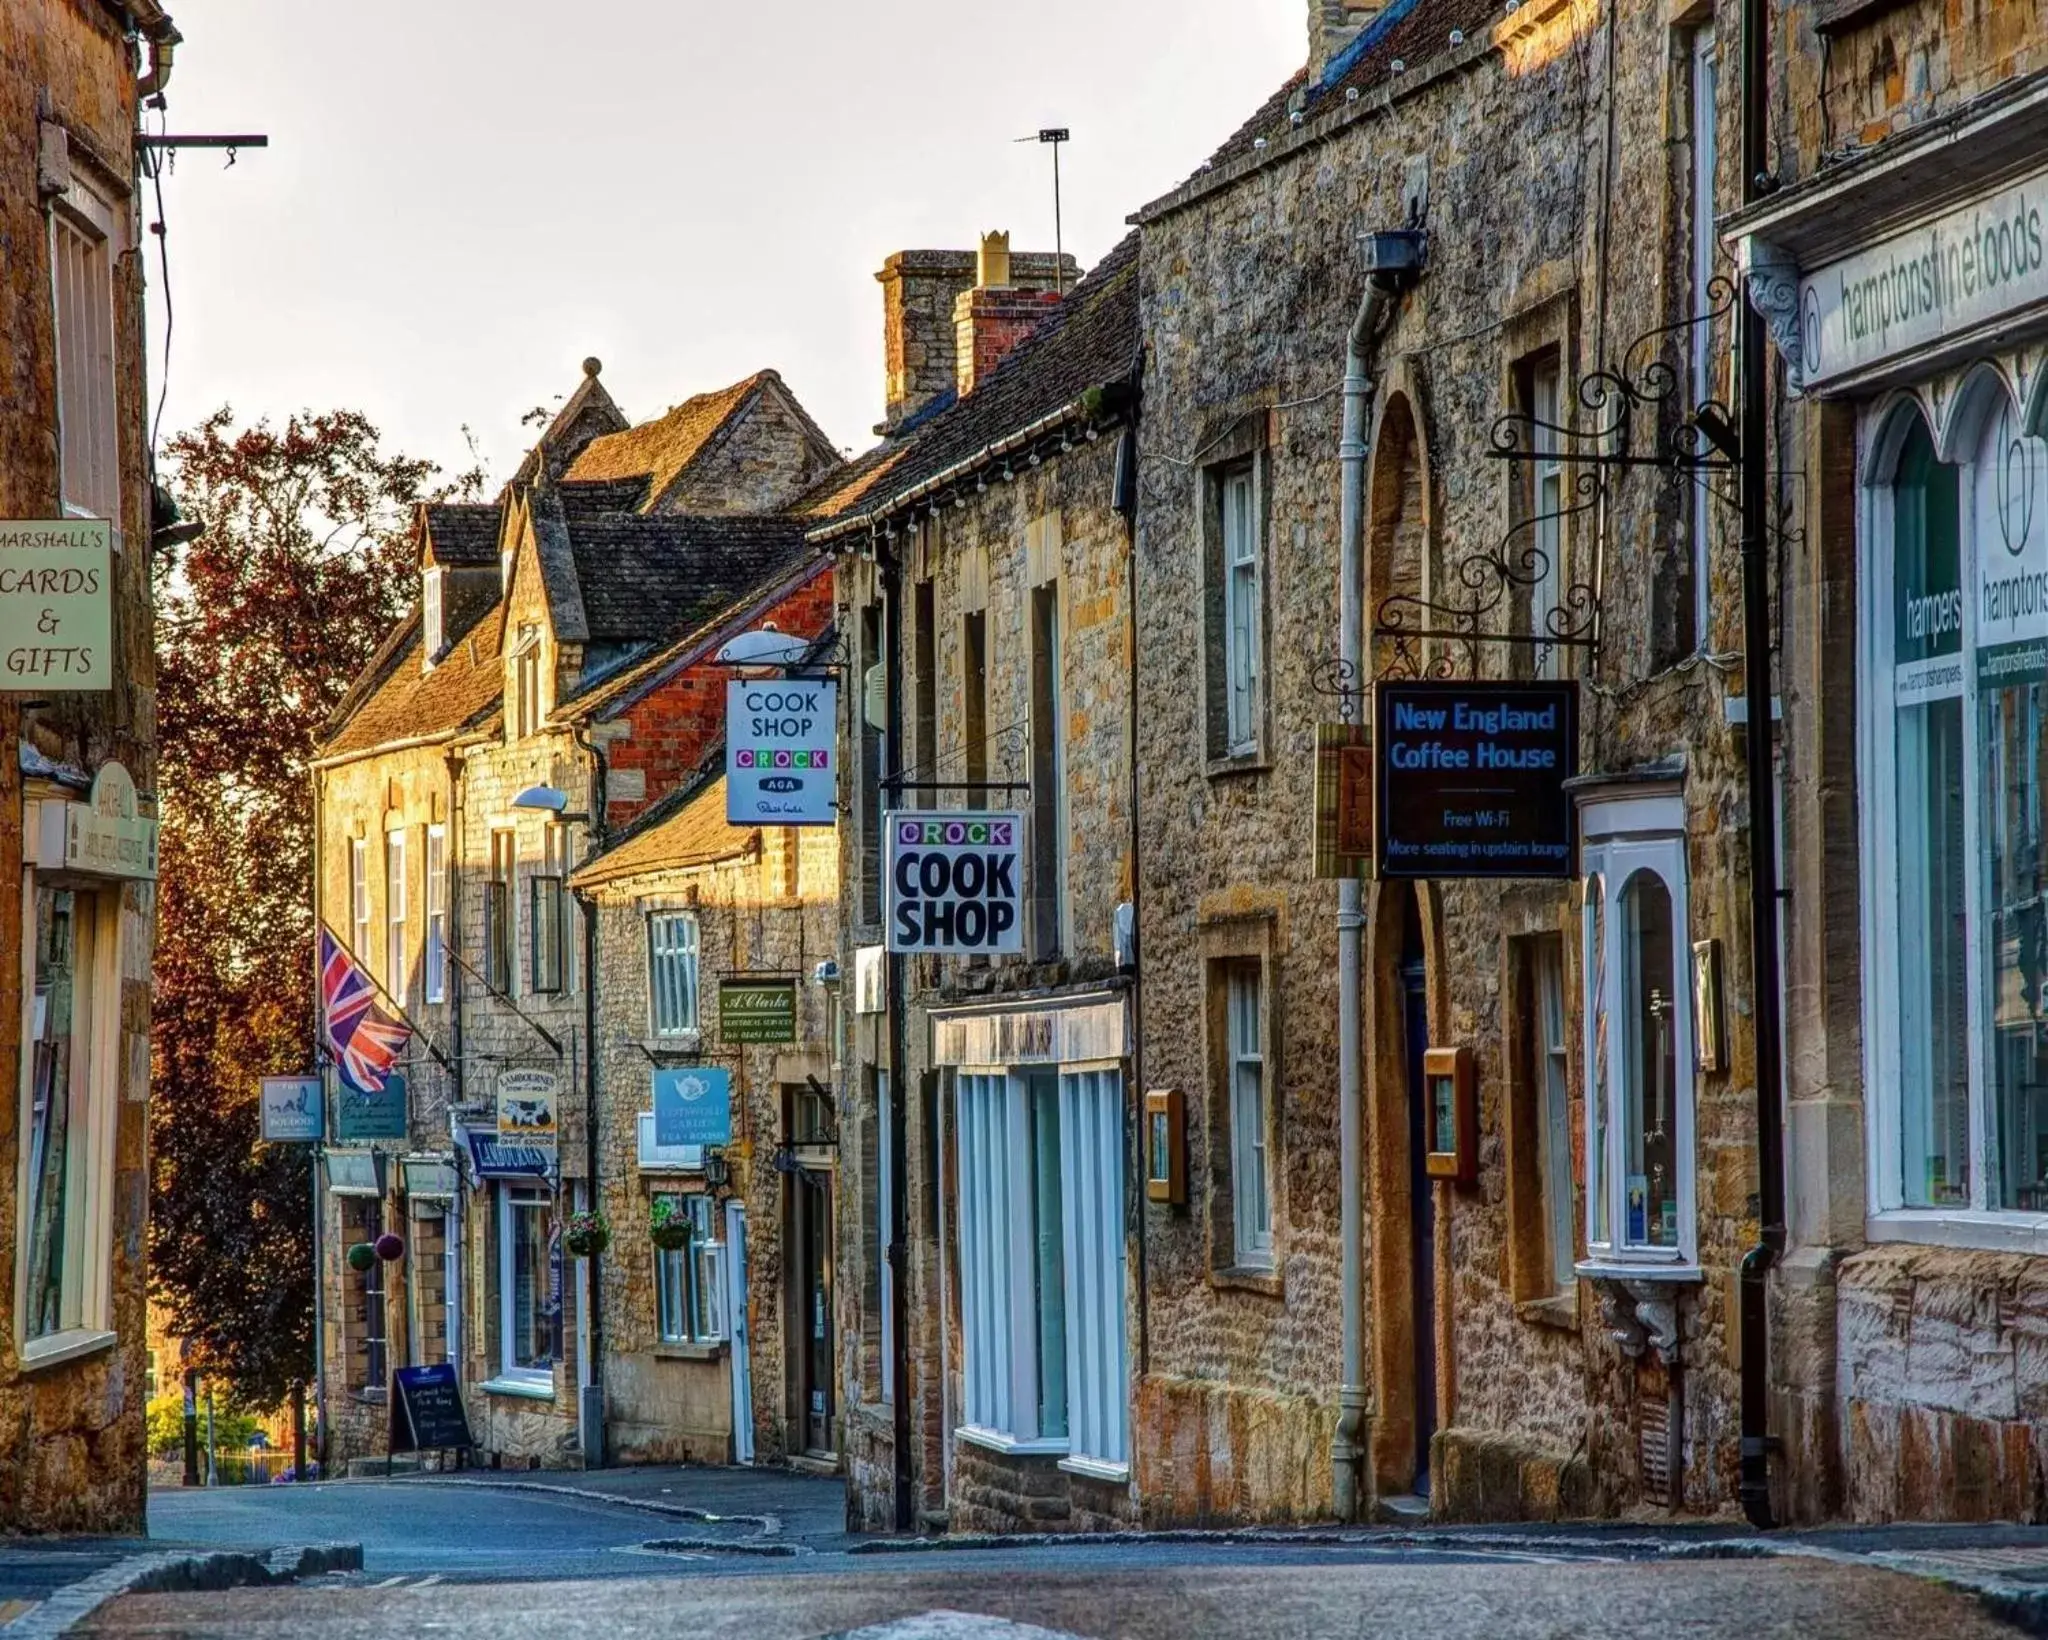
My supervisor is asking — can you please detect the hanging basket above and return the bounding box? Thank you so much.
[563,1211,611,1259]
[649,1220,692,1252]
[373,1232,406,1263]
[345,1242,377,1273]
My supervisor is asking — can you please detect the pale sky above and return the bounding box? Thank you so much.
[145,1,1306,489]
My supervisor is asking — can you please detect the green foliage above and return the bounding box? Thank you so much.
[148,408,478,1407]
[145,1392,259,1458]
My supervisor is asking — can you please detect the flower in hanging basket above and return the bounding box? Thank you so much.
[374,1232,406,1262]
[648,1198,693,1252]
[345,1242,377,1273]
[563,1209,611,1259]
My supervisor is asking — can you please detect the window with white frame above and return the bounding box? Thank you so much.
[513,625,542,740]
[1689,25,1720,653]
[385,830,408,996]
[954,1067,1129,1472]
[649,913,700,1037]
[1579,787,1697,1272]
[497,1184,556,1384]
[1864,394,2048,1220]
[350,838,371,964]
[423,569,445,662]
[1227,965,1273,1268]
[425,825,449,1004]
[21,885,116,1349]
[654,1194,726,1345]
[1535,939,1577,1293]
[1222,462,1262,753]
[52,170,122,526]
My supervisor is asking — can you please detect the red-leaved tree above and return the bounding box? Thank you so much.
[150,408,478,1407]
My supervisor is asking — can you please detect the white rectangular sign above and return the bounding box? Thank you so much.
[260,1076,325,1143]
[1801,171,2048,389]
[886,811,1026,955]
[726,679,838,826]
[0,519,112,690]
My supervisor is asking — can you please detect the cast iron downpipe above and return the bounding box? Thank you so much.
[574,725,611,1468]
[881,542,914,1532]
[1333,243,1422,1522]
[1737,0,1788,1532]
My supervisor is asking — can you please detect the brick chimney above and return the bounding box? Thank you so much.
[954,232,1062,399]
[1310,3,1385,82]
[876,241,1079,434]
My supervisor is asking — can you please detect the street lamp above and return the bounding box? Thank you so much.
[713,624,811,669]
[511,784,590,824]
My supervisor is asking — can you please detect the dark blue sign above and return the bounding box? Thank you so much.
[1375,681,1578,880]
[463,1130,552,1179]
[337,1071,407,1141]
[654,1067,733,1149]
[390,1363,472,1453]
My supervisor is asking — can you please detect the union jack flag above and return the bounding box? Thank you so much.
[319,928,411,1097]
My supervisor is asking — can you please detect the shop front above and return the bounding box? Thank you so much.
[1735,77,2048,1520]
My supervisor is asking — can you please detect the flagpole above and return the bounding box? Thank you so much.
[320,924,460,1078]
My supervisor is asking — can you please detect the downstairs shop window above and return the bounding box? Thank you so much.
[654,1194,726,1346]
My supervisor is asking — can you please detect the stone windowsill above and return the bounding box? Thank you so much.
[1210,1263,1283,1298]
[1058,1454,1130,1484]
[653,1341,725,1363]
[1866,1208,2048,1257]
[480,1376,557,1402]
[1205,752,1271,782]
[1516,1293,1580,1332]
[1574,1258,1704,1286]
[956,1424,1067,1459]
[349,1386,389,1405]
[18,1328,117,1375]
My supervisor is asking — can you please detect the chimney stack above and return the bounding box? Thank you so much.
[1309,3,1384,83]
[954,232,1061,399]
[875,241,1080,434]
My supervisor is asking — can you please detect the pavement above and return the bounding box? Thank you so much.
[0,1467,2039,1636]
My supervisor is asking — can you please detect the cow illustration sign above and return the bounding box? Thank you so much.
[887,811,1026,955]
[727,679,837,826]
[496,1068,559,1145]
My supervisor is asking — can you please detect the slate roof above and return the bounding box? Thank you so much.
[565,373,769,503]
[560,505,818,650]
[420,502,500,567]
[1138,0,1500,219]
[571,771,757,889]
[319,604,507,761]
[803,233,1141,530]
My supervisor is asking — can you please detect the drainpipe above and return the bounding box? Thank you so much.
[573,726,610,1469]
[1333,231,1425,1523]
[126,2,181,100]
[881,539,914,1532]
[1737,0,1786,1532]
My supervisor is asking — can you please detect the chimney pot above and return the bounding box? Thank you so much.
[978,231,1012,290]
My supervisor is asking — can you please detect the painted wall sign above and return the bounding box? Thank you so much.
[496,1067,559,1144]
[259,1075,324,1143]
[337,1069,407,1141]
[727,679,837,825]
[0,519,111,689]
[1800,168,2048,389]
[719,979,798,1043]
[654,1066,733,1149]
[1374,681,1579,880]
[886,812,1026,954]
[65,761,157,880]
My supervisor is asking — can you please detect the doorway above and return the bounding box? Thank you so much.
[1401,895,1437,1496]
[789,1168,836,1457]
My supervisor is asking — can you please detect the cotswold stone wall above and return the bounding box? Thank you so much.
[655,383,841,516]
[1133,2,1765,1523]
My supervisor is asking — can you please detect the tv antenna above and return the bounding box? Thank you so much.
[1015,128,1070,294]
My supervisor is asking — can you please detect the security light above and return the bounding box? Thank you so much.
[511,785,589,824]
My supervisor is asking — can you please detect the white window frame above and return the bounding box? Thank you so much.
[1859,389,2048,1252]
[1222,463,1262,754]
[1535,937,1577,1294]
[954,1065,1128,1473]
[654,1193,726,1346]
[51,170,123,528]
[513,626,542,741]
[424,825,448,1004]
[385,829,408,997]
[494,1183,555,1391]
[1227,967,1274,1269]
[1689,25,1720,652]
[649,912,700,1037]
[423,568,445,662]
[1577,789,1700,1280]
[16,881,122,1367]
[349,837,371,964]
[1529,357,1564,679]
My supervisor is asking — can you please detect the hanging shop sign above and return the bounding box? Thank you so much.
[323,1149,386,1198]
[65,761,157,880]
[496,1067,559,1145]
[1313,722,1373,879]
[337,1069,408,1141]
[727,679,837,826]
[461,1129,553,1180]
[1374,681,1578,880]
[259,1075,324,1144]
[0,519,111,690]
[654,1066,733,1149]
[400,1156,461,1199]
[1801,167,2048,392]
[886,811,1026,954]
[719,978,798,1043]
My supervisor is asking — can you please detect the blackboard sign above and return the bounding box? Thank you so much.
[391,1363,473,1454]
[1375,681,1578,880]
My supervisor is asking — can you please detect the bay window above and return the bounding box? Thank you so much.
[1578,785,1698,1276]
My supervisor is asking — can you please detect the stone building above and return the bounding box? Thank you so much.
[1722,0,2048,1524]
[0,0,179,1532]
[573,773,840,1467]
[810,230,1139,1532]
[313,361,837,1470]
